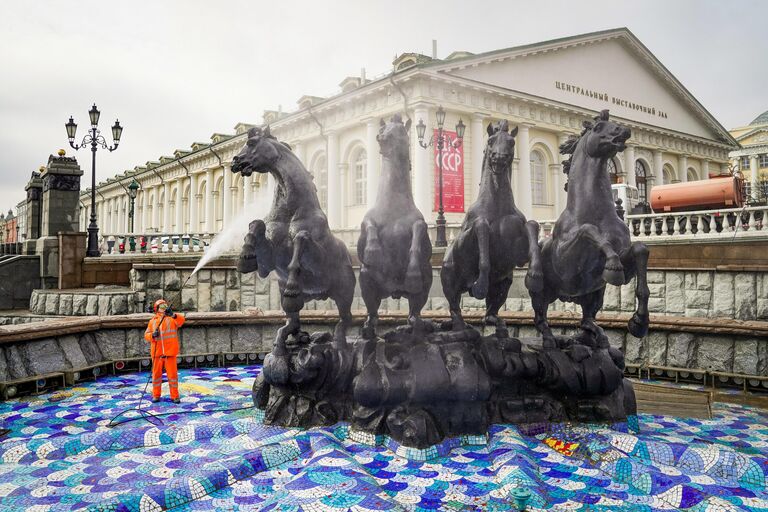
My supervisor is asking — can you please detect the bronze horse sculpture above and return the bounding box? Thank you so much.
[441,120,543,331]
[231,126,356,357]
[357,114,432,338]
[531,110,650,349]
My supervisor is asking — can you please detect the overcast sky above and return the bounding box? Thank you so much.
[1,0,766,213]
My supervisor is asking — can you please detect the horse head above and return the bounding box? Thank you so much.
[484,120,518,175]
[578,110,630,160]
[376,113,411,159]
[232,125,285,176]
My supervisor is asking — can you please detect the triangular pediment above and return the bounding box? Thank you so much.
[433,29,733,144]
[736,127,768,146]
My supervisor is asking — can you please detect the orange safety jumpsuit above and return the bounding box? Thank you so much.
[144,311,186,400]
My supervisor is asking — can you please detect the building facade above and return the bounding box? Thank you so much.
[80,28,737,239]
[729,111,768,202]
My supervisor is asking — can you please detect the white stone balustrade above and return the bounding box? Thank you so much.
[625,205,768,242]
[99,232,219,256]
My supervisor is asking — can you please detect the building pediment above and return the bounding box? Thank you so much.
[735,127,768,146]
[432,28,734,145]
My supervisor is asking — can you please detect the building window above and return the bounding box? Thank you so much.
[635,160,647,203]
[687,168,698,182]
[607,158,619,184]
[530,150,547,205]
[760,154,768,168]
[313,156,328,211]
[662,164,675,184]
[352,150,366,206]
[740,156,751,171]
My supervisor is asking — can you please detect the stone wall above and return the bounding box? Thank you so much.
[130,266,768,322]
[0,255,40,310]
[29,287,142,316]
[0,315,766,384]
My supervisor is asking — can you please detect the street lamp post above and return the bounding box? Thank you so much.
[127,178,139,252]
[65,104,123,257]
[416,105,465,247]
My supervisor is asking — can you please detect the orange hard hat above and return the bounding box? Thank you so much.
[153,299,168,312]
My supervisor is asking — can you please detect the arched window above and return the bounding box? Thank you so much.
[687,167,698,182]
[530,150,547,205]
[662,164,675,184]
[635,160,648,203]
[352,149,367,206]
[607,158,619,184]
[313,156,328,211]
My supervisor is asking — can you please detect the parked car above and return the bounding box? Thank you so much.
[149,236,208,252]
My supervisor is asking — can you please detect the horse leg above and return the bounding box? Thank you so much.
[485,277,512,329]
[524,220,544,293]
[531,290,557,349]
[360,267,381,340]
[360,219,384,270]
[404,219,428,294]
[569,224,624,286]
[441,251,467,331]
[274,311,300,357]
[622,242,650,338]
[282,230,309,316]
[574,288,608,348]
[238,219,275,278]
[470,218,491,299]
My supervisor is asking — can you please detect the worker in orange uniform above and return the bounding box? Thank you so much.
[144,299,186,403]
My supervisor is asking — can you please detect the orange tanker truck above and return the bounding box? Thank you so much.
[649,174,745,213]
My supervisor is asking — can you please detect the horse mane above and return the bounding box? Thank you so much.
[560,110,610,192]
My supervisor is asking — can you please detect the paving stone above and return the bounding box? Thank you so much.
[111,295,129,315]
[646,270,665,284]
[0,349,7,381]
[58,334,89,368]
[85,295,98,316]
[227,288,241,311]
[28,291,40,313]
[232,325,262,353]
[4,345,28,379]
[207,326,232,353]
[227,271,240,289]
[98,295,112,316]
[696,272,713,291]
[198,282,211,312]
[712,273,734,318]
[181,286,198,312]
[664,272,684,314]
[685,290,711,310]
[44,293,60,315]
[72,294,87,316]
[696,336,734,372]
[22,338,67,375]
[211,270,226,285]
[211,285,226,312]
[196,270,211,283]
[603,285,620,310]
[733,338,760,375]
[666,333,696,368]
[164,270,181,291]
[254,294,270,311]
[59,294,73,315]
[181,328,207,355]
[757,299,768,321]
[146,271,163,289]
[94,329,126,360]
[125,328,148,358]
[624,335,646,365]
[734,273,756,320]
[78,332,105,365]
[646,331,667,366]
[605,329,625,351]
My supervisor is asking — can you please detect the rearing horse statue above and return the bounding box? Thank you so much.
[231,126,356,354]
[441,120,543,331]
[531,110,650,349]
[357,114,432,338]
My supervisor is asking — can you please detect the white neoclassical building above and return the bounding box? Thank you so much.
[81,28,737,242]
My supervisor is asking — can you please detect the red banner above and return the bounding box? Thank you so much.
[433,130,464,212]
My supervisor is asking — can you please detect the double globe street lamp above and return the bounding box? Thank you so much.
[65,104,123,257]
[416,105,465,247]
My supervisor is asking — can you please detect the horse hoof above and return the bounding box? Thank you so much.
[628,313,649,338]
[602,262,625,286]
[237,255,258,274]
[524,271,544,293]
[470,280,488,299]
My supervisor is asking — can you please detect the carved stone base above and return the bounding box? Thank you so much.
[253,323,636,449]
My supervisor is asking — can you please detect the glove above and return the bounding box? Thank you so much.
[165,306,175,318]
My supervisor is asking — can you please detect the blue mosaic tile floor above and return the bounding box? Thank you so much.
[0,366,767,511]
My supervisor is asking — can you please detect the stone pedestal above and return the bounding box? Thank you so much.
[23,172,43,254]
[35,153,83,289]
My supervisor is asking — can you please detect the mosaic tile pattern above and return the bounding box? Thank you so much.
[0,367,767,511]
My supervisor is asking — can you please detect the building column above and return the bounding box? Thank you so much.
[701,159,710,180]
[338,163,349,227]
[205,169,215,232]
[678,154,688,183]
[243,174,252,210]
[516,123,533,219]
[366,118,379,207]
[651,150,663,191]
[624,144,636,187]
[160,183,170,231]
[750,154,759,199]
[413,105,432,218]
[326,131,341,228]
[223,163,233,228]
[471,113,488,202]
[175,178,184,232]
[189,173,199,233]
